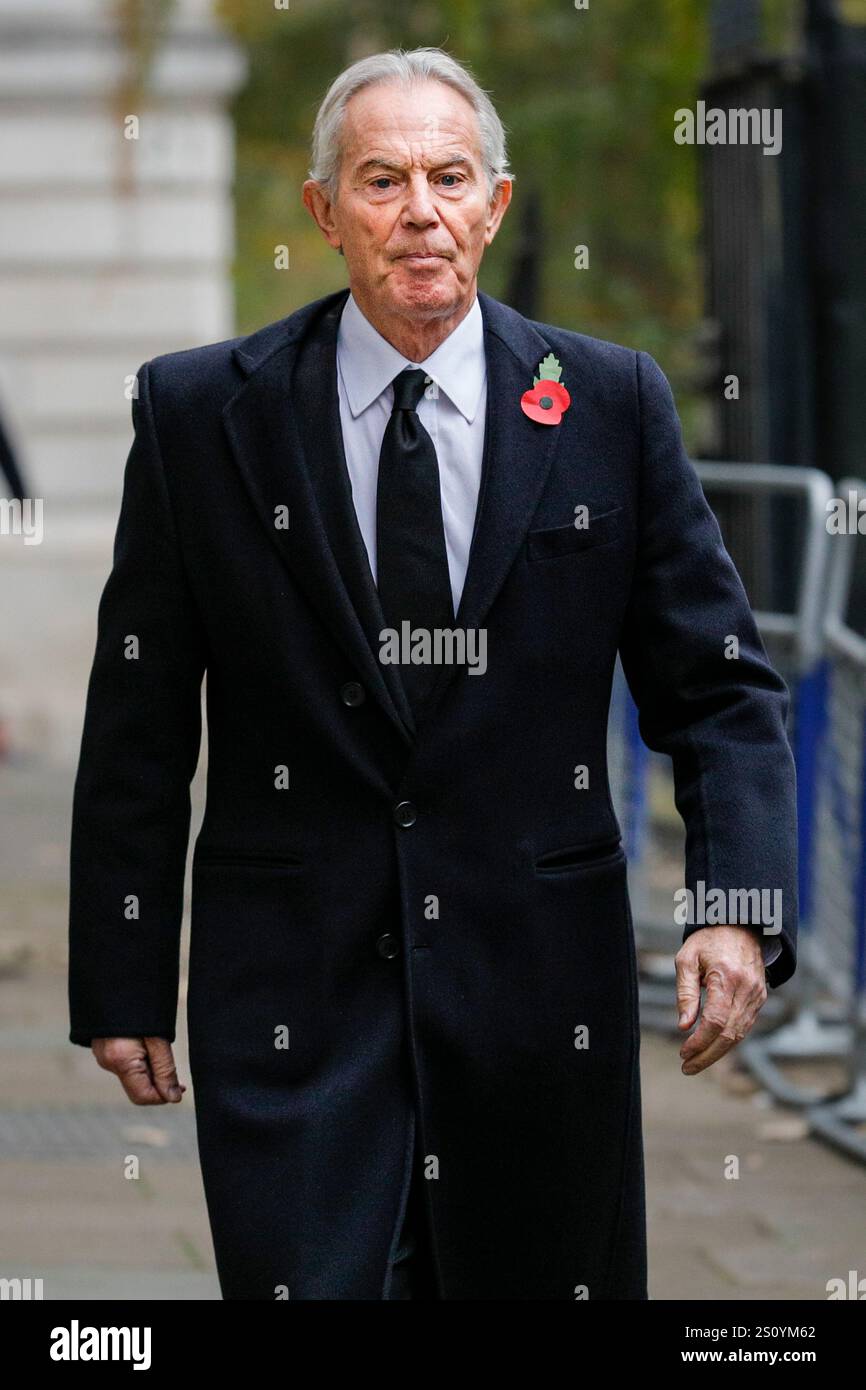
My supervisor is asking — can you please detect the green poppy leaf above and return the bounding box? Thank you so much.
[536,352,563,383]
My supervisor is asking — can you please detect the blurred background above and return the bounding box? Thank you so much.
[2,0,866,1300]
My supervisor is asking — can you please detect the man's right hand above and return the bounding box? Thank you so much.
[92,1036,186,1106]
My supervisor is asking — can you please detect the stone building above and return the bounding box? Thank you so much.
[0,0,245,759]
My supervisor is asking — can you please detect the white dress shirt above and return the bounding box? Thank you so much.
[334,289,780,970]
[336,289,487,617]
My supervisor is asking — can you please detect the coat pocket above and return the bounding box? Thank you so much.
[534,833,625,874]
[526,505,622,561]
[193,847,305,870]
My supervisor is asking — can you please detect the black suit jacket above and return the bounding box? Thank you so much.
[68,288,798,1299]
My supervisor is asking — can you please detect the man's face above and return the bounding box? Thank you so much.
[306,79,511,324]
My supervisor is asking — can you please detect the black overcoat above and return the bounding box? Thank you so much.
[68,288,798,1299]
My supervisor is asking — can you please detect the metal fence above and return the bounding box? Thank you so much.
[609,461,866,1159]
[807,478,866,1161]
[609,464,836,1038]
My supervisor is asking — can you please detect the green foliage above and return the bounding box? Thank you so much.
[217,0,706,435]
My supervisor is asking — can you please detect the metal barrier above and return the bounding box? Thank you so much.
[609,464,835,1045]
[807,478,866,1160]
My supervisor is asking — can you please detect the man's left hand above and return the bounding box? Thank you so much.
[675,926,768,1075]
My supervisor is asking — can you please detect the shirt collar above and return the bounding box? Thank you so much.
[336,290,486,423]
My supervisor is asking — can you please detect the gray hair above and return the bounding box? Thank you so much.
[309,46,513,202]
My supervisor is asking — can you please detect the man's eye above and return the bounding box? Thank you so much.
[438,174,462,187]
[372,178,394,189]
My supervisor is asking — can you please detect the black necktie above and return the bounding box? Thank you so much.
[376,368,455,714]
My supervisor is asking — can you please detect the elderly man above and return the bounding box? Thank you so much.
[69,47,797,1300]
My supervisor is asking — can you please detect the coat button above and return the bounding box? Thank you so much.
[376,932,400,960]
[340,681,365,707]
[393,800,417,828]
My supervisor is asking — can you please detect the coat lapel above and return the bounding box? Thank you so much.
[415,291,568,724]
[292,293,417,736]
[222,289,414,746]
[222,287,567,741]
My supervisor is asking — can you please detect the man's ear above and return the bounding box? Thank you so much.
[302,179,342,253]
[484,178,513,247]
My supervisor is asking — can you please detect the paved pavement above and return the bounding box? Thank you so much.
[1,750,865,1301]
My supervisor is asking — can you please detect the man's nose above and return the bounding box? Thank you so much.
[400,175,439,227]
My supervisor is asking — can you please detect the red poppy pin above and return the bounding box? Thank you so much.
[520,353,571,426]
